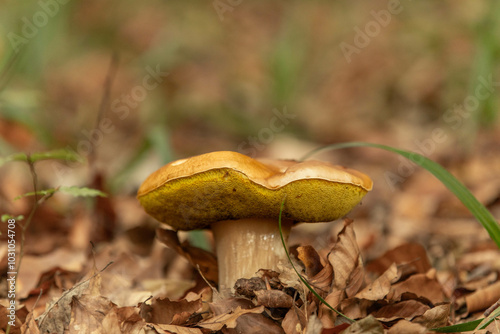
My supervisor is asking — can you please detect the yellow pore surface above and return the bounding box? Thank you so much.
[137,152,371,230]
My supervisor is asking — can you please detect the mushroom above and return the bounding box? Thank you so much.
[137,151,372,296]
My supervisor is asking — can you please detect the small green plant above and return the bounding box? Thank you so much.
[1,149,106,278]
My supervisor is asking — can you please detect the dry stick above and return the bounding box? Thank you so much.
[196,264,221,299]
[88,53,119,169]
[484,298,500,317]
[37,261,114,328]
[21,289,44,332]
[15,157,57,282]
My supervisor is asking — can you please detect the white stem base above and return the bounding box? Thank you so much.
[212,218,292,297]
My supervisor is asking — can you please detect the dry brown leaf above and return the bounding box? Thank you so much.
[19,311,40,334]
[465,280,500,314]
[17,248,86,299]
[372,300,430,322]
[254,289,294,309]
[355,263,400,301]
[68,294,116,334]
[328,219,364,298]
[387,319,427,334]
[225,312,285,334]
[340,315,384,334]
[198,305,265,331]
[150,323,204,334]
[457,249,500,271]
[282,306,307,334]
[297,245,324,278]
[387,270,446,305]
[460,271,497,291]
[319,289,345,327]
[140,297,202,325]
[412,303,450,329]
[101,306,146,334]
[156,228,218,283]
[365,242,432,277]
[309,262,333,296]
[340,298,371,320]
[0,304,29,333]
[38,275,95,333]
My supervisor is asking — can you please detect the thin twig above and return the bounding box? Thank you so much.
[22,289,44,332]
[88,53,119,168]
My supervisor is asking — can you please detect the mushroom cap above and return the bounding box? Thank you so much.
[137,151,373,230]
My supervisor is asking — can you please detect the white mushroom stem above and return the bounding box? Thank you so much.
[212,218,293,297]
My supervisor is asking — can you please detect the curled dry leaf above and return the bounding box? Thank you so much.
[412,303,450,329]
[150,323,204,334]
[101,306,146,334]
[156,228,218,284]
[465,280,500,314]
[198,305,265,331]
[20,310,40,334]
[297,245,324,278]
[255,289,294,309]
[365,242,432,277]
[309,261,333,296]
[282,306,307,334]
[355,263,400,301]
[386,320,427,334]
[139,296,203,325]
[328,219,365,297]
[340,315,384,334]
[372,299,430,322]
[387,269,446,305]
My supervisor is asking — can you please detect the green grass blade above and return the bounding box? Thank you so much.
[431,319,482,332]
[278,196,354,323]
[301,142,500,249]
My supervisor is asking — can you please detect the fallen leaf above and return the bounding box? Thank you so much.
[387,319,427,334]
[156,228,218,284]
[20,310,40,334]
[340,315,384,334]
[412,303,450,329]
[365,243,432,277]
[465,280,500,314]
[255,289,294,309]
[328,219,364,298]
[372,300,430,322]
[198,305,265,331]
[68,294,116,333]
[282,306,306,334]
[297,245,324,278]
[150,323,204,334]
[387,270,445,305]
[140,296,202,325]
[101,306,145,334]
[309,262,333,296]
[355,263,400,301]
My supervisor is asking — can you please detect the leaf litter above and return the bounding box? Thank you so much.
[1,181,499,333]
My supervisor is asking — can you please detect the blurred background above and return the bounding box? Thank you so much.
[1,0,500,291]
